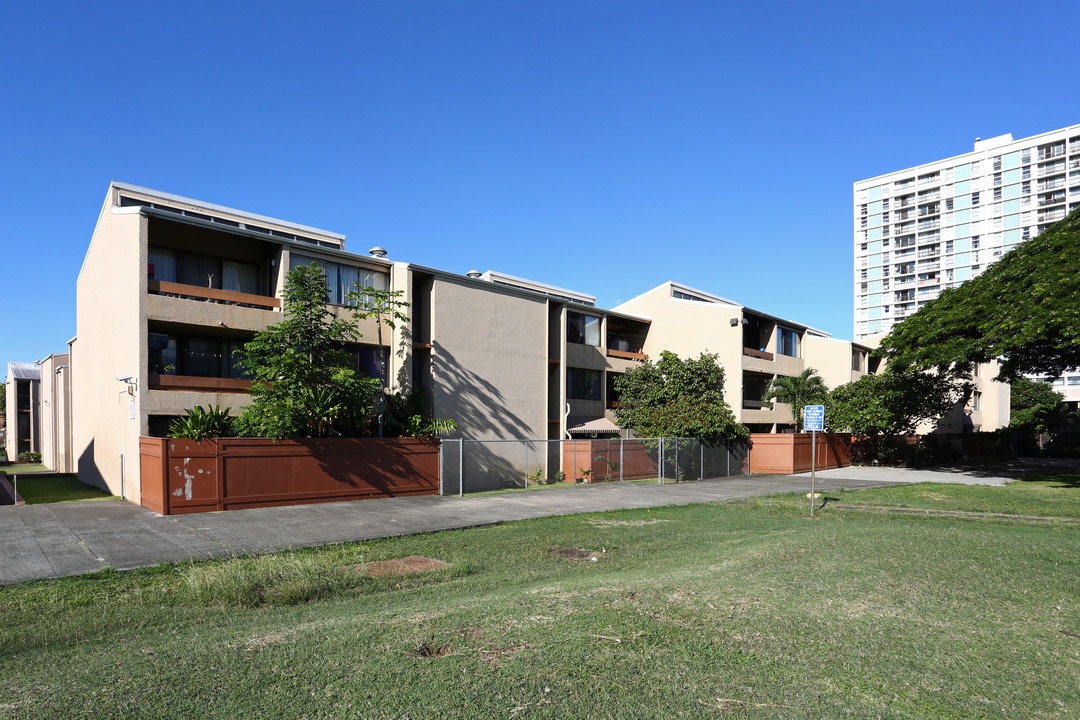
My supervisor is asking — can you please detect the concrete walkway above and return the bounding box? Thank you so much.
[0,464,1028,586]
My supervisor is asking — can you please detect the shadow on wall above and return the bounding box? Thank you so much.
[429,343,536,439]
[937,400,977,433]
[77,439,110,495]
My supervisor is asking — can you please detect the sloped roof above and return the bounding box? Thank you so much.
[7,362,40,381]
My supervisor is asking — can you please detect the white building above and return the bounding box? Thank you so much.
[854,124,1080,340]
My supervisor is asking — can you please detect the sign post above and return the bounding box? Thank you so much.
[803,405,825,517]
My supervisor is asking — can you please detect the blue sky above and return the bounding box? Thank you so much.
[2,1,1078,374]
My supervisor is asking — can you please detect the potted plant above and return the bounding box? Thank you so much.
[578,467,591,483]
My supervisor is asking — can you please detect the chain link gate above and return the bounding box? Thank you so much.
[439,437,747,496]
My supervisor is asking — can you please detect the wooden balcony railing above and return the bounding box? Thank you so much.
[149,374,253,393]
[606,348,647,362]
[148,281,281,310]
[743,347,774,361]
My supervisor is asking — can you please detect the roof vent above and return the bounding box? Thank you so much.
[466,269,482,279]
[369,246,388,258]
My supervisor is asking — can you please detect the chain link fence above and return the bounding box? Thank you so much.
[440,437,747,496]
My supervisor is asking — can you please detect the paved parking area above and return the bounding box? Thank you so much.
[0,463,1032,585]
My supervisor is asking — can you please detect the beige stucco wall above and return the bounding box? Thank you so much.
[74,204,145,499]
[803,335,861,391]
[427,276,549,440]
[614,285,797,428]
[614,286,744,398]
[38,354,72,472]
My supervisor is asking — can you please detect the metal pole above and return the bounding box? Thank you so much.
[619,438,624,482]
[458,439,464,498]
[658,438,664,485]
[524,442,529,489]
[810,430,817,517]
[700,443,704,480]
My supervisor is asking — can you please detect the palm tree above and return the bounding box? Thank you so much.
[763,368,829,432]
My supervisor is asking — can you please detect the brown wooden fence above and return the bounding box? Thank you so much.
[139,437,440,515]
[747,433,851,475]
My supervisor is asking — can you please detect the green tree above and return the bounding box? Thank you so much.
[880,208,1080,381]
[347,286,411,437]
[762,368,829,432]
[828,369,969,436]
[234,264,379,439]
[1007,377,1080,453]
[613,351,748,444]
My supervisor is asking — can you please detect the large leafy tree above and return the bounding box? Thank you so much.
[827,369,969,436]
[1008,376,1079,443]
[613,351,748,444]
[762,368,829,432]
[880,209,1080,381]
[234,264,379,440]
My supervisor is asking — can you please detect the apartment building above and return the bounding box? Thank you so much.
[67,181,1006,502]
[5,362,40,462]
[854,123,1080,340]
[38,353,73,472]
[614,282,872,433]
[73,183,402,501]
[72,183,657,502]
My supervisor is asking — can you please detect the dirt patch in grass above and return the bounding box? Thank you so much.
[552,548,603,561]
[832,504,1080,524]
[351,556,451,577]
[415,640,451,658]
[586,519,671,527]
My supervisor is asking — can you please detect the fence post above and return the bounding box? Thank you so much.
[700,442,704,480]
[524,442,529,489]
[459,439,464,498]
[619,438,624,482]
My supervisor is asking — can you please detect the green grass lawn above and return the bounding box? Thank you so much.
[3,474,117,504]
[825,472,1080,518]
[1,480,1078,719]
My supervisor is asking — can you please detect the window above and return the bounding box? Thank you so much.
[567,311,601,346]
[149,245,258,294]
[776,327,799,358]
[291,254,388,305]
[147,246,259,293]
[347,345,390,385]
[149,333,247,379]
[567,368,601,400]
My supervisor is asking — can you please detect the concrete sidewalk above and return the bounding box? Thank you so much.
[0,464,1024,586]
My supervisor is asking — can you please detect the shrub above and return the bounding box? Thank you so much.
[169,404,233,441]
[18,451,41,464]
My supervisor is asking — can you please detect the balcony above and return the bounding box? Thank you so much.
[148,281,282,310]
[606,348,646,362]
[743,347,774,361]
[149,373,253,393]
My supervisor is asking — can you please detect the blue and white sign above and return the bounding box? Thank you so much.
[804,405,825,432]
